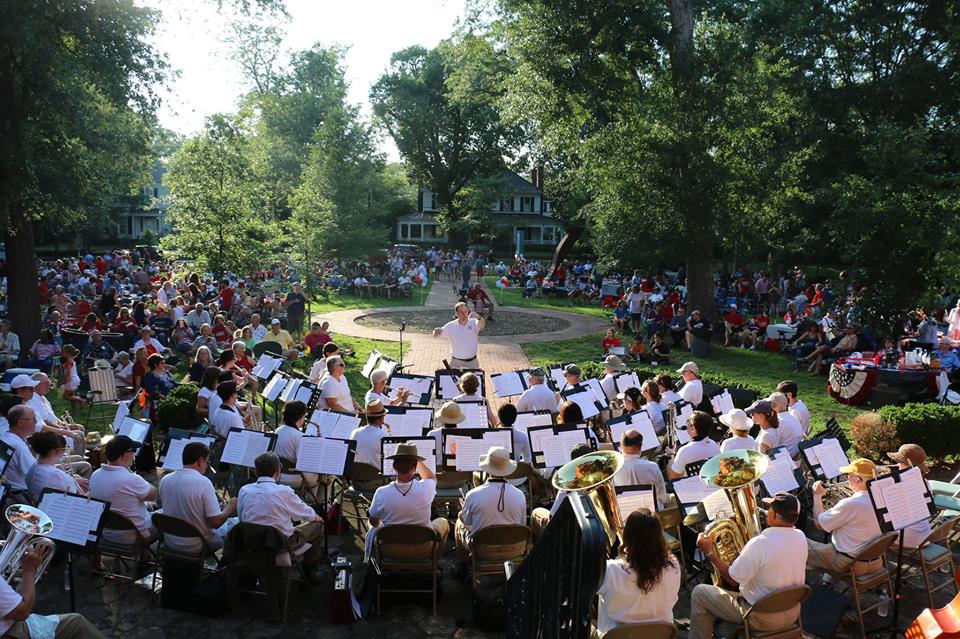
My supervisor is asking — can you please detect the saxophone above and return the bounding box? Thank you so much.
[700,450,769,587]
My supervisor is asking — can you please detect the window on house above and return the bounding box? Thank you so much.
[500,198,514,212]
[423,192,433,210]
[400,224,409,239]
[520,196,535,212]
[153,188,159,198]
[410,225,422,239]
[543,226,556,243]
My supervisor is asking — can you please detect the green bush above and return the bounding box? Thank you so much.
[155,384,200,434]
[876,403,960,460]
[849,412,901,461]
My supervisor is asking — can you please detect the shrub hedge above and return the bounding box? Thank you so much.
[155,383,200,434]
[849,412,901,461]
[874,403,960,460]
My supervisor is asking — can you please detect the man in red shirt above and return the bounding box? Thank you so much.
[742,312,770,349]
[218,280,235,312]
[466,283,495,320]
[303,321,333,355]
[722,305,745,347]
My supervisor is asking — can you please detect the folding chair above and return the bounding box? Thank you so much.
[371,524,442,615]
[338,462,384,536]
[737,584,810,638]
[94,511,159,591]
[826,532,898,639]
[470,524,531,586]
[895,517,959,608]
[656,507,687,576]
[434,471,472,518]
[86,365,119,426]
[503,461,535,513]
[604,622,677,639]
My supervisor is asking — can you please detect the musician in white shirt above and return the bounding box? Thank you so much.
[432,302,484,368]
[238,452,324,574]
[2,405,38,492]
[656,373,682,405]
[677,361,703,407]
[427,402,465,467]
[640,381,666,434]
[89,435,157,545]
[888,444,932,548]
[746,400,781,453]
[275,400,320,489]
[777,380,811,436]
[809,458,884,576]
[768,393,804,456]
[719,409,758,452]
[365,369,410,407]
[453,372,497,426]
[209,381,244,438]
[308,342,339,384]
[614,429,668,506]
[455,447,526,562]
[365,444,450,560]
[596,511,680,636]
[515,368,558,413]
[319,356,361,413]
[668,411,720,479]
[350,400,388,467]
[599,355,625,401]
[691,493,808,639]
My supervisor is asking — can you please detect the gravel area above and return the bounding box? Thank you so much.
[354,310,571,336]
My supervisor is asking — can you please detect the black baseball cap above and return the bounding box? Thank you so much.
[105,435,141,461]
[762,492,801,521]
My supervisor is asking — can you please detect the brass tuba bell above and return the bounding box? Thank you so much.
[553,451,624,548]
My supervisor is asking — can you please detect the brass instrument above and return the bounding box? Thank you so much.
[665,402,679,451]
[0,505,57,589]
[700,450,769,587]
[820,480,854,510]
[553,451,624,548]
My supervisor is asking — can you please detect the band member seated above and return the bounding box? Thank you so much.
[0,546,106,639]
[209,381,244,438]
[350,400,388,467]
[454,372,497,426]
[157,442,238,554]
[366,369,410,407]
[614,429,668,507]
[455,446,526,563]
[274,400,319,489]
[428,401,466,466]
[2,405,38,494]
[745,400,780,453]
[690,492,808,639]
[667,411,720,479]
[719,409,757,452]
[596,511,681,637]
[677,361,703,407]
[888,444,932,548]
[776,380,810,436]
[599,356,626,402]
[365,443,450,559]
[238,452,325,581]
[515,368,558,414]
[767,392,803,456]
[319,356,361,413]
[26,431,87,501]
[640,380,666,434]
[809,458,883,576]
[88,435,158,545]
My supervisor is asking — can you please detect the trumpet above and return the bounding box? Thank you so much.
[0,505,57,589]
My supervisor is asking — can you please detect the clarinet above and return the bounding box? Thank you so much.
[442,359,464,394]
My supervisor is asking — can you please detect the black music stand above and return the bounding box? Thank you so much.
[440,428,512,472]
[526,423,590,469]
[295,437,357,557]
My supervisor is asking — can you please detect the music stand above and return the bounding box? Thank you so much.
[614,484,658,518]
[758,446,803,497]
[434,368,486,400]
[490,370,532,398]
[440,428,513,472]
[526,423,590,469]
[387,373,435,406]
[865,465,938,637]
[799,436,849,481]
[606,410,660,454]
[380,437,437,475]
[384,405,433,437]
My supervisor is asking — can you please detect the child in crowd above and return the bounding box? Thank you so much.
[59,344,85,411]
[602,329,622,356]
[629,334,647,362]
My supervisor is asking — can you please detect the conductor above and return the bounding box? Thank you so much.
[432,301,485,368]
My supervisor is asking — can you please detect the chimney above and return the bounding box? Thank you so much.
[530,169,538,189]
[417,189,423,212]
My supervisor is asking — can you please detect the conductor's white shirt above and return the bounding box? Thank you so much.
[818,490,882,555]
[729,526,808,605]
[439,318,480,360]
[459,480,526,534]
[238,477,319,537]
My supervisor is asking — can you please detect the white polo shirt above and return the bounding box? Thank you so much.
[516,383,558,413]
[599,374,617,401]
[729,526,808,605]
[615,454,668,506]
[789,400,811,436]
[818,490,883,555]
[26,463,78,502]
[158,467,223,553]
[1,432,36,491]
[596,557,680,635]
[0,578,22,636]
[89,463,155,538]
[274,424,303,464]
[320,375,353,411]
[459,480,526,535]
[720,434,757,453]
[679,378,703,407]
[670,437,720,476]
[439,318,480,360]
[645,400,666,433]
[350,424,386,468]
[26,394,56,430]
[210,404,243,438]
[776,412,804,456]
[368,478,437,528]
[238,477,318,537]
[758,427,781,451]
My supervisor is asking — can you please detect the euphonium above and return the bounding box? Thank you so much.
[553,451,624,548]
[0,505,57,589]
[699,450,769,587]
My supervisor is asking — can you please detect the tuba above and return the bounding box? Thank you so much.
[699,450,769,587]
[553,451,624,549]
[0,505,57,589]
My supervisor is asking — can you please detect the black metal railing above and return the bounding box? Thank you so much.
[506,493,606,639]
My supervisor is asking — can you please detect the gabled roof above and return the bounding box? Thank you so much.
[502,169,542,196]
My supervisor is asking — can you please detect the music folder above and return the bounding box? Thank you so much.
[38,489,109,554]
[799,436,849,481]
[759,446,802,496]
[161,434,218,471]
[613,371,642,394]
[116,416,151,444]
[606,410,660,453]
[295,436,356,476]
[261,372,288,402]
[220,428,277,468]
[440,428,514,472]
[388,373,435,406]
[527,423,590,469]
[380,436,437,475]
[252,354,284,380]
[710,389,735,416]
[866,465,937,532]
[434,368,486,400]
[384,405,433,438]
[360,350,382,379]
[491,370,531,398]
[560,383,603,420]
[615,484,658,519]
[306,409,361,440]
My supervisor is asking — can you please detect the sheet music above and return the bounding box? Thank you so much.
[564,389,600,420]
[318,438,350,475]
[541,436,570,468]
[677,402,694,426]
[389,374,434,405]
[455,438,485,471]
[616,489,657,517]
[308,410,360,440]
[293,383,317,406]
[483,429,513,454]
[112,399,130,433]
[252,354,283,379]
[811,438,849,480]
[279,378,302,403]
[608,411,659,452]
[117,417,150,444]
[262,373,287,402]
[548,365,567,391]
[221,429,273,468]
[38,492,105,547]
[458,402,488,429]
[491,371,528,397]
[163,436,217,470]
[382,439,437,475]
[711,390,735,416]
[760,448,800,494]
[437,374,461,400]
[873,466,933,530]
[702,490,734,520]
[582,378,609,408]
[512,411,553,436]
[385,407,433,437]
[360,350,381,379]
[672,475,717,507]
[374,357,397,380]
[675,423,691,445]
[614,371,642,394]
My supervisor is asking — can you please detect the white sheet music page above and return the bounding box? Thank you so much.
[528,427,554,460]
[549,366,567,391]
[221,430,271,468]
[375,357,397,380]
[279,378,302,404]
[614,372,642,394]
[760,449,800,494]
[492,372,526,397]
[385,413,423,438]
[513,411,553,437]
[482,430,514,455]
[541,435,570,468]
[112,399,130,433]
[295,437,326,473]
[39,492,104,546]
[711,391,735,415]
[566,389,600,420]
[117,417,150,443]
[458,402,488,429]
[294,384,316,405]
[252,354,280,379]
[262,374,287,402]
[331,413,361,440]
[672,476,717,507]
[877,466,932,530]
[382,439,437,475]
[163,436,216,471]
[617,489,657,517]
[583,378,609,408]
[317,439,350,475]
[558,428,588,455]
[812,438,849,480]
[360,351,381,379]
[675,423,691,446]
[627,411,660,452]
[677,402,694,426]
[437,374,460,400]
[702,490,734,520]
[455,438,484,471]
[390,375,434,404]
[308,410,339,438]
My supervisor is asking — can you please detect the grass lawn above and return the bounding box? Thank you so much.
[522,333,865,433]
[307,281,432,316]
[482,275,610,318]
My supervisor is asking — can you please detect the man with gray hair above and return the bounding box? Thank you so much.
[28,373,91,476]
[2,405,38,492]
[319,356,360,413]
[114,351,134,389]
[516,368,559,413]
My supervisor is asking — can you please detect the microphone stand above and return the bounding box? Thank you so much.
[396,321,406,373]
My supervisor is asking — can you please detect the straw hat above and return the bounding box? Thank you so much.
[434,401,465,424]
[888,444,928,474]
[479,446,517,477]
[385,443,424,461]
[365,399,387,419]
[602,355,626,372]
[676,361,699,375]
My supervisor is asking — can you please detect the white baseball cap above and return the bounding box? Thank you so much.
[676,361,699,375]
[10,375,39,390]
[271,318,281,325]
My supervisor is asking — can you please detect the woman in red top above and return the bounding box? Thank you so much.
[131,346,148,397]
[602,328,622,355]
[211,314,232,348]
[111,307,139,334]
[80,312,101,333]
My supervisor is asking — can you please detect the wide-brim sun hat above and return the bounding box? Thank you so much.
[719,408,752,432]
[479,446,517,477]
[385,443,424,462]
[434,401,465,424]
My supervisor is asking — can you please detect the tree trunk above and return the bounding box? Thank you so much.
[6,203,41,351]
